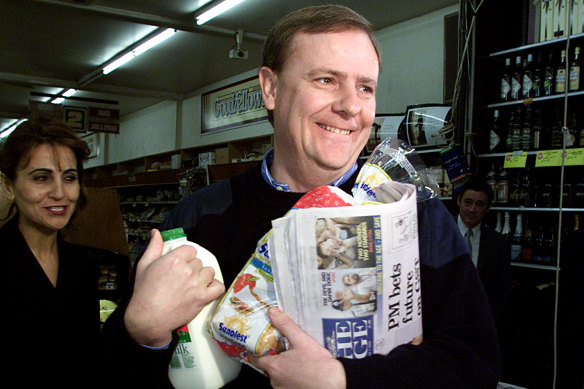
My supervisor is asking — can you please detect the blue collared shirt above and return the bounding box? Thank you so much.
[260,148,358,192]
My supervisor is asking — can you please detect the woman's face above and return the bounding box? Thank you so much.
[3,143,80,234]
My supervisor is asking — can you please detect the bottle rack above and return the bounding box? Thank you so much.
[469,2,584,387]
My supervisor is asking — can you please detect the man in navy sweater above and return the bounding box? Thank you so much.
[110,5,501,388]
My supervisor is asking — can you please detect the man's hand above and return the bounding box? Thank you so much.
[124,229,225,347]
[250,307,346,389]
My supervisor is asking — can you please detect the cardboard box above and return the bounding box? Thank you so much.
[553,0,568,38]
[573,0,583,34]
[215,148,229,164]
[541,0,554,41]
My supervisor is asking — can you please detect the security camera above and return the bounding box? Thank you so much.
[229,48,248,59]
[229,29,248,60]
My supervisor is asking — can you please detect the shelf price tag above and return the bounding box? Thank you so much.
[535,150,563,167]
[565,148,584,166]
[534,148,584,167]
[503,152,527,168]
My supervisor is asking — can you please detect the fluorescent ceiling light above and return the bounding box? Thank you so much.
[51,97,65,104]
[103,52,135,75]
[63,88,77,97]
[196,0,246,25]
[0,119,26,139]
[102,28,176,75]
[134,28,176,56]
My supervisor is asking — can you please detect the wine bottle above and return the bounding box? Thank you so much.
[521,105,532,150]
[569,46,582,92]
[532,107,542,149]
[533,51,543,97]
[501,57,512,101]
[489,110,504,153]
[510,213,523,261]
[511,106,522,151]
[520,218,533,261]
[555,49,567,94]
[501,211,511,238]
[496,168,509,204]
[522,53,534,98]
[486,163,498,198]
[573,177,584,207]
[510,172,521,206]
[543,50,555,96]
[520,168,530,206]
[511,55,523,100]
[495,211,503,233]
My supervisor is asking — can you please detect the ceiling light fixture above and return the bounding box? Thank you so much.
[0,119,26,139]
[196,0,246,25]
[102,28,176,75]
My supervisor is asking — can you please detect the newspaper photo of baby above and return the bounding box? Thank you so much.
[315,216,378,270]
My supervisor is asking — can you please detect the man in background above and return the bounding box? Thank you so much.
[456,178,512,333]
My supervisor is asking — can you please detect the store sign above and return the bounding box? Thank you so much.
[63,106,87,132]
[88,107,120,134]
[201,76,267,134]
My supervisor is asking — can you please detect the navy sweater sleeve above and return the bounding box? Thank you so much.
[340,198,501,389]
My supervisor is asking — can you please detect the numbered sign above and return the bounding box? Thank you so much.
[63,106,87,132]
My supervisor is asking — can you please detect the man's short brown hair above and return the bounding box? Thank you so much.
[262,5,381,125]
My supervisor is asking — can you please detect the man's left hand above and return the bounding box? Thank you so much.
[250,307,346,389]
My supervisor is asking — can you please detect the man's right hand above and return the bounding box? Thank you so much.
[124,229,225,347]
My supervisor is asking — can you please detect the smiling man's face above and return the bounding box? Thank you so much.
[260,29,379,191]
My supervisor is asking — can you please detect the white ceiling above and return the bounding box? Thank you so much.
[0,0,458,132]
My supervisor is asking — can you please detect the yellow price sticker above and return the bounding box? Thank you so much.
[565,148,584,166]
[534,148,584,167]
[503,152,527,168]
[535,150,563,167]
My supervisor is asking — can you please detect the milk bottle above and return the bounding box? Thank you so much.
[161,228,241,389]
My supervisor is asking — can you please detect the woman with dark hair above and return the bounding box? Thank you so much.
[1,118,225,388]
[0,118,105,385]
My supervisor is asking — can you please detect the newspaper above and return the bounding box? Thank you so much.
[269,182,422,358]
[209,138,434,365]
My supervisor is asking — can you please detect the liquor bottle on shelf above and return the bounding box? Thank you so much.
[495,211,503,233]
[543,50,555,96]
[573,177,584,208]
[567,112,578,148]
[486,163,498,197]
[511,107,522,151]
[509,172,521,206]
[489,109,505,153]
[496,168,509,204]
[550,115,564,149]
[520,217,533,261]
[510,213,523,261]
[505,109,515,151]
[555,49,567,94]
[540,180,554,207]
[511,55,523,100]
[532,52,543,97]
[521,105,532,150]
[501,57,512,101]
[532,226,543,261]
[532,107,542,149]
[520,168,530,206]
[562,179,572,207]
[501,211,511,238]
[522,53,534,99]
[541,227,556,263]
[569,46,581,92]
